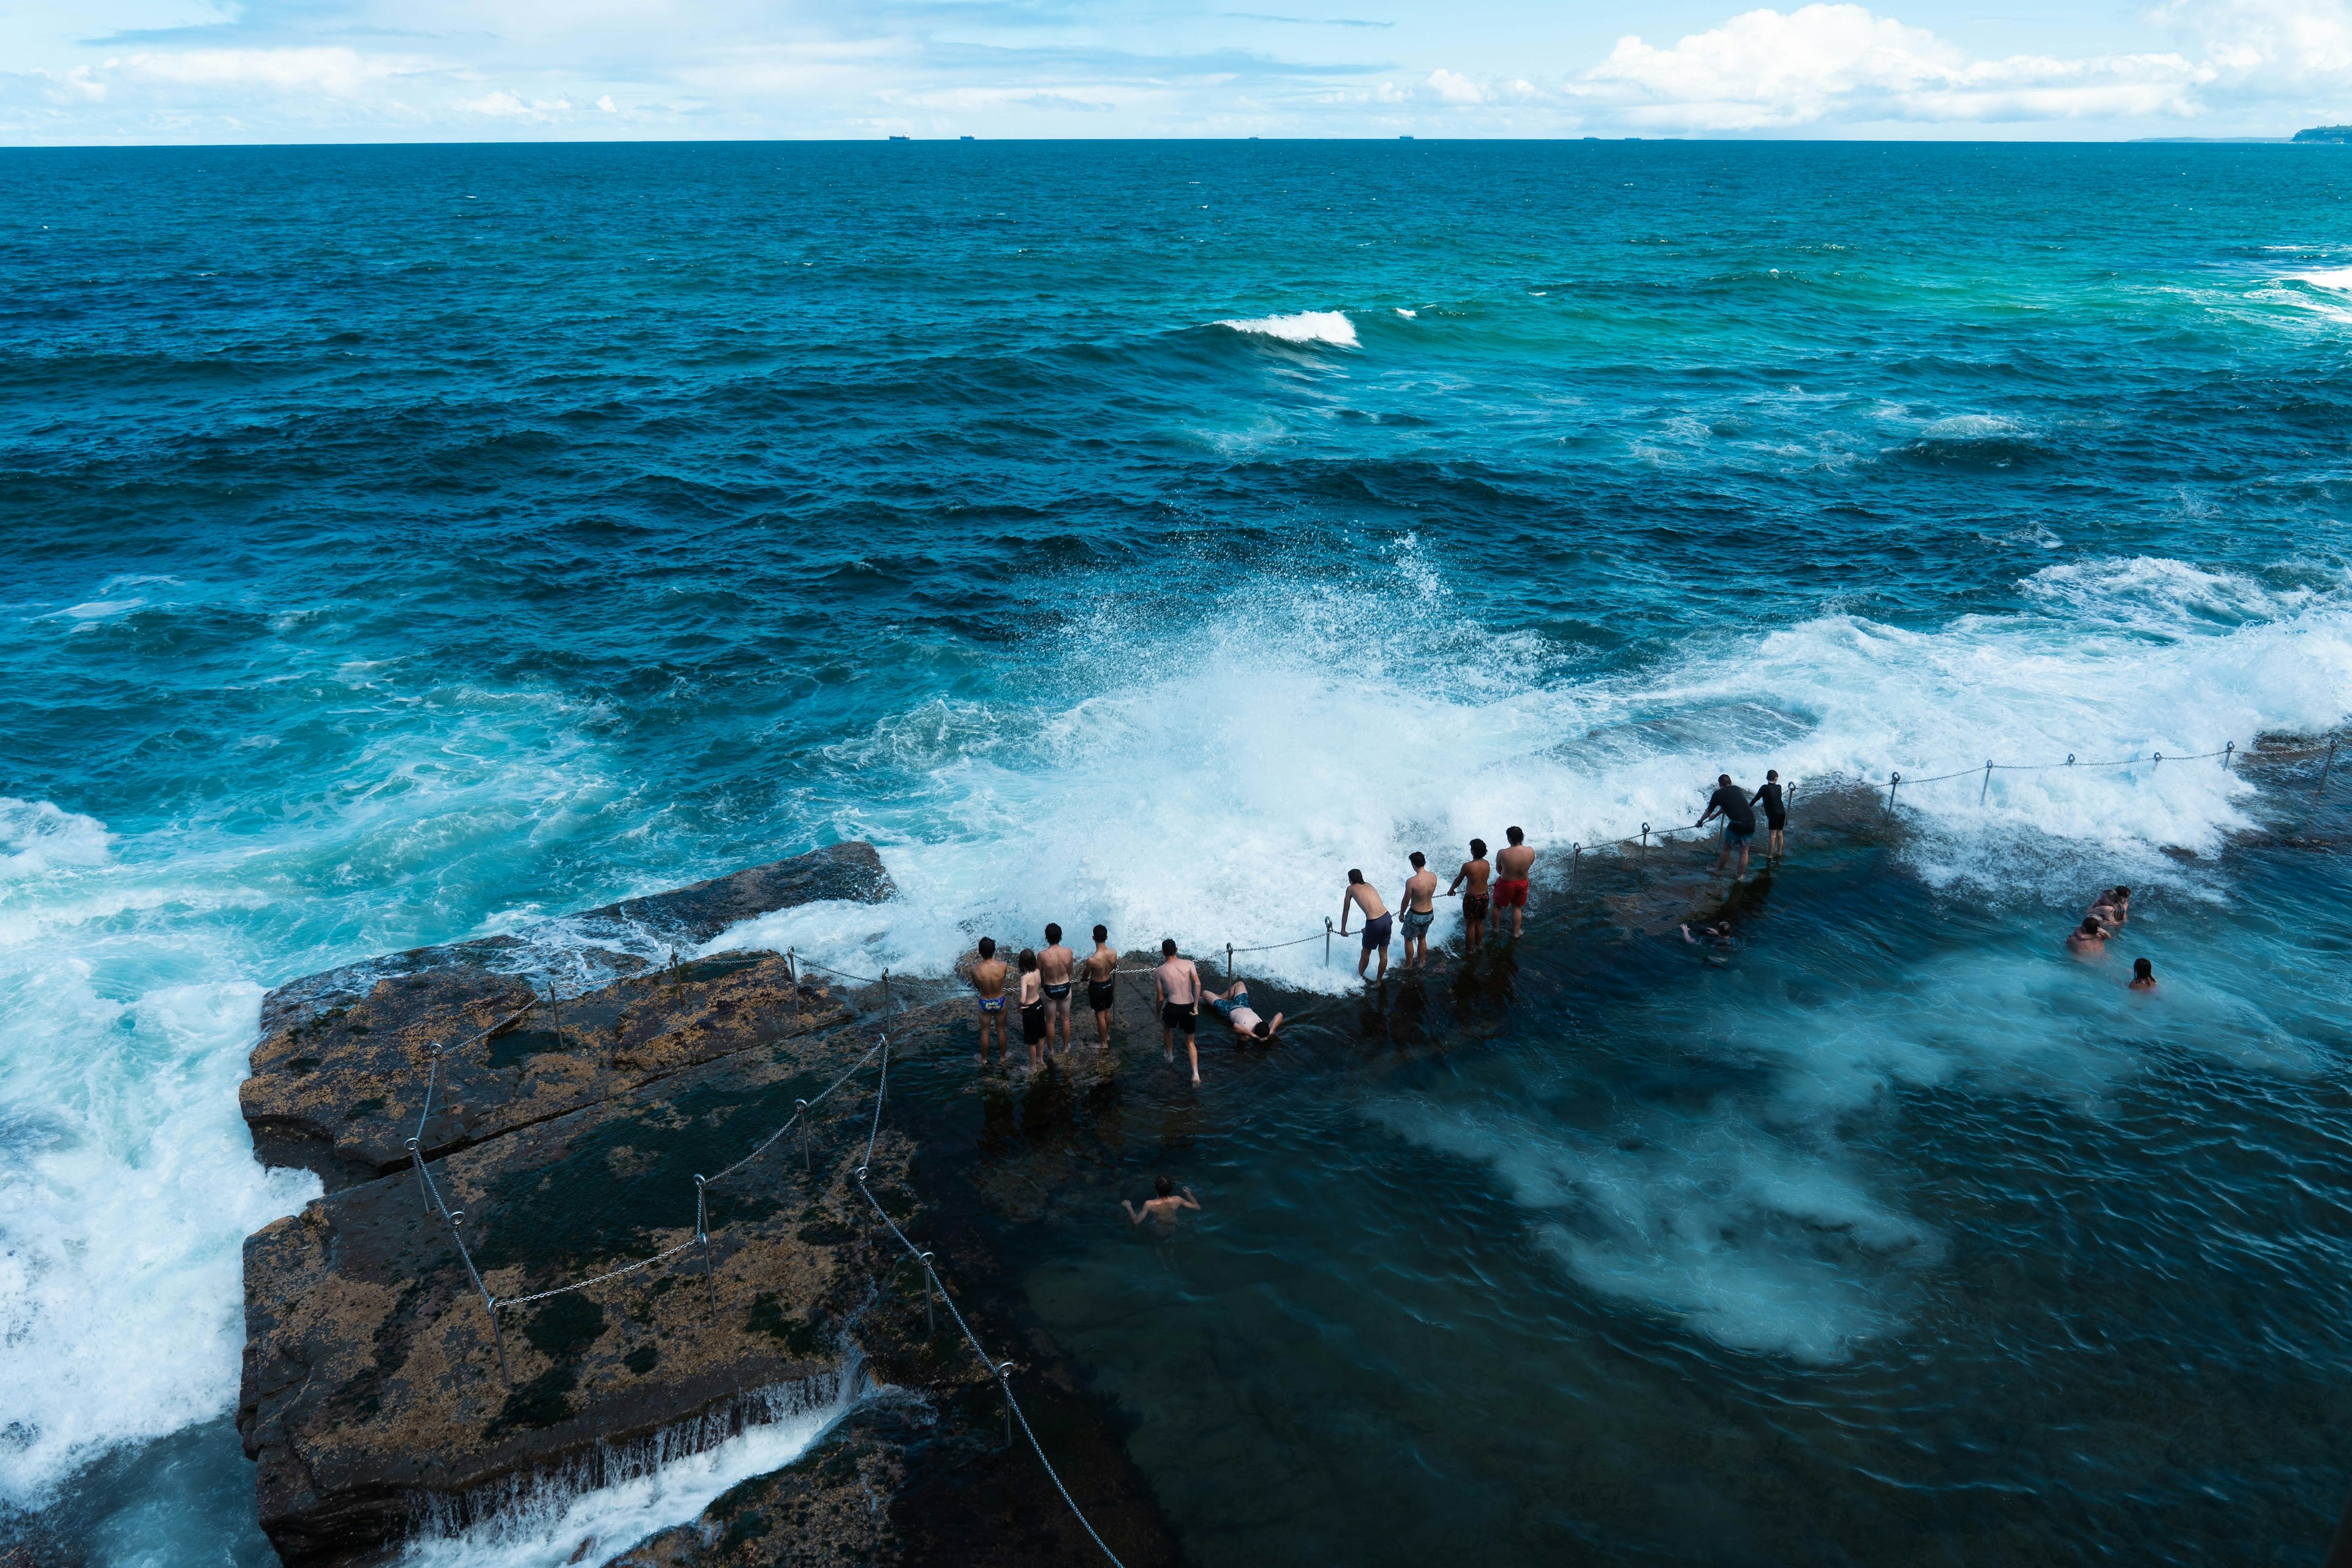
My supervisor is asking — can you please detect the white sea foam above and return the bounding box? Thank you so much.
[1215,309,1359,347]
[2286,266,2352,291]
[717,548,2351,993]
[398,1373,864,1568]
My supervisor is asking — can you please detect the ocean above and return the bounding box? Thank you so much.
[3,138,2350,1566]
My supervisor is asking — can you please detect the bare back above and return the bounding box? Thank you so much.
[1156,956,1200,1006]
[973,959,1008,999]
[1040,943,1076,985]
[1345,881,1388,921]
[1453,858,1491,896]
[1405,869,1438,913]
[1084,944,1118,982]
[1497,843,1535,880]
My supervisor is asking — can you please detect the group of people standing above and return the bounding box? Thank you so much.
[1338,826,1538,981]
[964,923,1284,1084]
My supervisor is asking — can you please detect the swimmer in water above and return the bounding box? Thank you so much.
[1123,1175,1200,1226]
[2090,886,2131,931]
[1493,826,1534,940]
[1038,922,1076,1054]
[1398,851,1438,970]
[1083,924,1118,1049]
[971,937,1008,1069]
[1449,839,1492,951]
[2129,957,2157,992]
[1207,979,1283,1041]
[1340,869,1392,982]
[2065,916,2109,957]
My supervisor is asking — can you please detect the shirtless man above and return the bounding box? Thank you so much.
[2129,957,2158,992]
[1207,979,1284,1041]
[1340,869,1392,981]
[1448,839,1492,951]
[1398,851,1439,969]
[2065,916,2109,958]
[2090,886,2131,932]
[970,937,1009,1068]
[1082,924,1118,1049]
[1493,826,1535,940]
[1123,1175,1199,1227]
[1038,922,1077,1054]
[1155,938,1204,1085]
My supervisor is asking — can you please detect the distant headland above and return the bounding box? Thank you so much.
[2294,126,2352,143]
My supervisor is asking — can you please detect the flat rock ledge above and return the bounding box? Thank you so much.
[238,846,911,1567]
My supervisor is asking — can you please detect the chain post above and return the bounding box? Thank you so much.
[999,1361,1016,1448]
[1226,942,1233,984]
[1569,842,1581,892]
[1324,917,1332,966]
[1980,760,1992,804]
[1887,773,1901,813]
[2223,741,2235,771]
[2153,752,2163,771]
[488,1298,510,1384]
[919,1250,937,1341]
[883,968,892,1014]
[695,1174,718,1319]
[2321,737,2339,794]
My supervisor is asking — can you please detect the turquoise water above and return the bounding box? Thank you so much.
[4,140,2351,1564]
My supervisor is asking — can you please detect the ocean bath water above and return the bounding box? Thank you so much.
[2,138,2350,1564]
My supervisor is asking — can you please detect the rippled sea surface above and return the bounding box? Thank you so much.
[4,140,2352,1566]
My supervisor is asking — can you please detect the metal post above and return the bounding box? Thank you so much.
[2223,741,2235,771]
[1887,773,1901,813]
[796,1100,811,1174]
[1980,761,1992,805]
[2320,737,2338,794]
[919,1250,936,1341]
[1226,942,1234,984]
[695,1175,718,1318]
[1325,918,1333,966]
[882,968,892,1014]
[487,1298,510,1384]
[999,1362,1016,1448]
[406,1136,429,1213]
[1569,843,1581,892]
[1640,822,1650,854]
[788,948,802,1021]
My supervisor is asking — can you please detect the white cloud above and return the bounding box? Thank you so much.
[1426,67,1486,102]
[595,94,616,111]
[461,89,574,118]
[109,46,428,99]
[1580,4,2214,126]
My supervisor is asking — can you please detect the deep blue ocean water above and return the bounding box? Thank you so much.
[4,140,2352,1566]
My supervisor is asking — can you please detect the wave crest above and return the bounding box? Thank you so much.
[1215,309,1359,347]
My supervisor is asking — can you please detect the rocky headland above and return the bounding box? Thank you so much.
[233,843,1180,1568]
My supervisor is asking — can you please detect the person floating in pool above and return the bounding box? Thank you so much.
[1340,869,1392,982]
[2129,957,2157,992]
[971,937,1009,1069]
[1698,772,1757,877]
[1207,979,1283,1042]
[2065,916,2110,957]
[1493,826,1534,939]
[1123,1175,1200,1227]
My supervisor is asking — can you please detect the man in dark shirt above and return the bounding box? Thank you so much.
[1696,772,1757,877]
[1751,769,1788,860]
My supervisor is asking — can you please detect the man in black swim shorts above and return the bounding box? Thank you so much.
[1083,924,1118,1049]
[1752,769,1789,859]
[1154,938,1204,1085]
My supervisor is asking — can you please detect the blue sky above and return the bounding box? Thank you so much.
[5,0,2351,143]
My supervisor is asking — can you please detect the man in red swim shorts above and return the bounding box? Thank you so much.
[1492,825,1534,939]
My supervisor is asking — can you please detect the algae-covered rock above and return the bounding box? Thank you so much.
[241,843,890,1191]
[236,1021,913,1567]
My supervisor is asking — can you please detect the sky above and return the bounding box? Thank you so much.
[4,0,2352,144]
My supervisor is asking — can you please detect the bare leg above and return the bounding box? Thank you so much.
[1512,902,1525,939]
[1186,1034,1199,1085]
[1095,1008,1112,1049]
[1375,940,1389,981]
[1356,944,1370,979]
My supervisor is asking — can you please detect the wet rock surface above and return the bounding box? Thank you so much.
[236,845,1186,1568]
